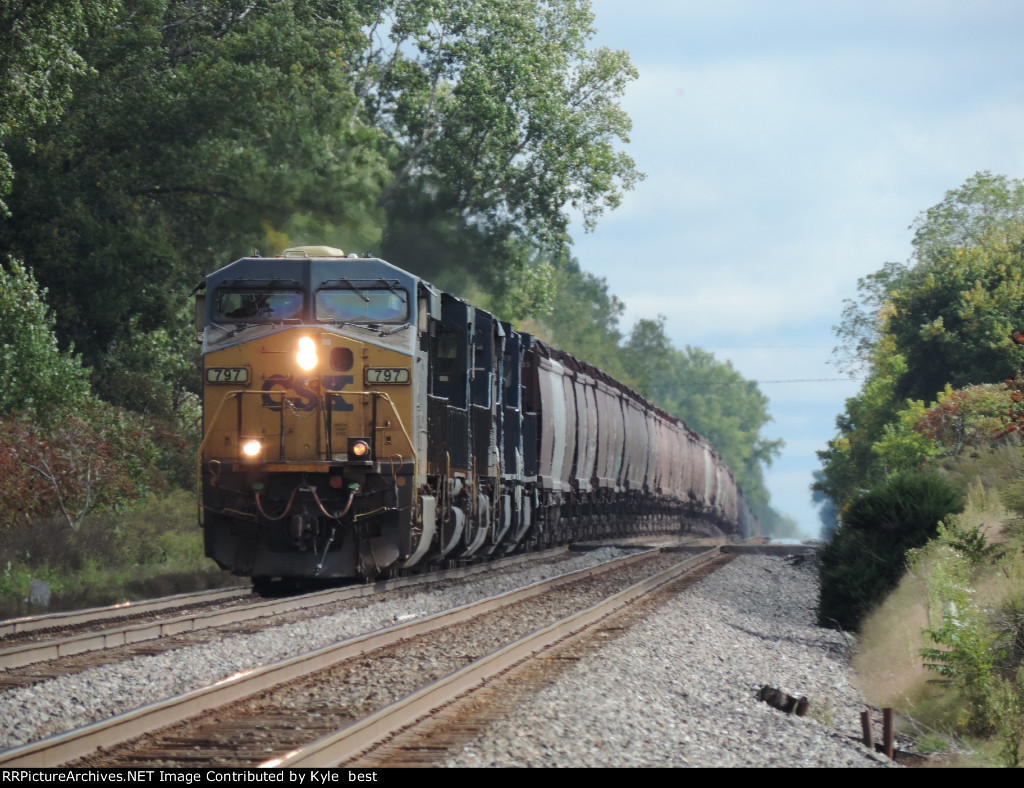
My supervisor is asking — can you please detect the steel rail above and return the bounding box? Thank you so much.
[0,545,580,670]
[0,547,679,768]
[274,548,721,767]
[0,587,249,638]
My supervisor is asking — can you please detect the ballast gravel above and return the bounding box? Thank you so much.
[1,548,894,767]
[443,553,894,768]
[0,548,634,751]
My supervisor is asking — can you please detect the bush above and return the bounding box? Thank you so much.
[818,470,965,631]
[0,401,168,530]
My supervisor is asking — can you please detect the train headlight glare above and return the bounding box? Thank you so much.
[242,439,262,458]
[296,336,318,371]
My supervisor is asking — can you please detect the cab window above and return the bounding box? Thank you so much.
[214,289,303,321]
[316,289,408,323]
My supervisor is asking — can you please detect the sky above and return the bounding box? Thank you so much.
[570,0,1024,537]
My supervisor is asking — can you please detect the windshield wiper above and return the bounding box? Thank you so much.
[380,322,411,337]
[210,320,259,338]
[323,277,370,303]
[325,318,378,333]
[377,278,407,302]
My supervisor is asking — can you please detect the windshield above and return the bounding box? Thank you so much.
[214,289,304,322]
[316,289,408,323]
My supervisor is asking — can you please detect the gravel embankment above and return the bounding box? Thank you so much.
[444,553,896,768]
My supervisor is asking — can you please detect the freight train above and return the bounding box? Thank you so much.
[196,246,758,591]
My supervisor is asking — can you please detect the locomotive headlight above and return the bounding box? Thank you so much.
[242,439,263,458]
[296,336,318,371]
[348,438,372,462]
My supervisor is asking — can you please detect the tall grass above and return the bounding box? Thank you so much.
[0,489,235,619]
[853,447,1024,766]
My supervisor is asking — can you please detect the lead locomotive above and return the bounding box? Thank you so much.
[197,247,757,590]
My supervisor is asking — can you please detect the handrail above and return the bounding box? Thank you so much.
[196,387,421,537]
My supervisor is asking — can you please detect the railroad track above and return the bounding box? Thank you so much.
[0,544,732,768]
[0,545,595,686]
[0,586,251,640]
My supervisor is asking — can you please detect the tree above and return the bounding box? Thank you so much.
[885,231,1024,402]
[360,0,642,245]
[816,337,908,509]
[368,0,643,324]
[917,383,1013,457]
[818,470,964,631]
[2,0,642,375]
[0,258,92,417]
[832,172,1024,381]
[0,0,117,214]
[0,404,163,530]
[1,0,389,364]
[821,173,1024,515]
[531,256,628,379]
[910,171,1024,263]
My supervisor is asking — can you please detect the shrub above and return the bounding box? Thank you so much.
[0,402,167,530]
[917,383,1015,457]
[818,470,965,631]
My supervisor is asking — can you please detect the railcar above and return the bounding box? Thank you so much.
[196,246,758,589]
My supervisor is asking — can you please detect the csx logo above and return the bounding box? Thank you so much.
[260,346,356,411]
[259,375,354,412]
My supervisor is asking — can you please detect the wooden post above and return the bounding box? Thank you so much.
[883,707,894,759]
[860,710,874,751]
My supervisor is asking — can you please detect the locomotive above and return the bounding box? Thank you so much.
[196,246,758,589]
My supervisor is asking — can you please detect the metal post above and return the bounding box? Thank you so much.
[883,707,894,759]
[860,710,874,751]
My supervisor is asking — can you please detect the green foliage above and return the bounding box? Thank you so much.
[1,0,641,379]
[531,256,629,379]
[818,470,964,631]
[872,399,939,476]
[366,0,642,244]
[936,518,1000,566]
[93,306,200,421]
[917,535,1024,757]
[815,338,909,507]
[920,542,996,731]
[910,171,1024,263]
[849,454,1024,766]
[493,257,556,323]
[990,671,1024,767]
[993,595,1024,674]
[0,0,118,214]
[1,0,390,363]
[831,261,908,377]
[820,172,1024,518]
[886,231,1024,403]
[0,257,93,416]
